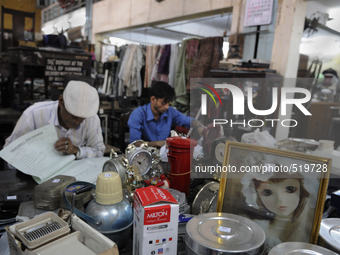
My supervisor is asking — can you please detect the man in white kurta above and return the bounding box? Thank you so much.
[4,81,105,159]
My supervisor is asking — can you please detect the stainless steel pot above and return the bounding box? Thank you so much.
[185,212,265,255]
[268,242,338,255]
[319,218,340,253]
[192,181,219,215]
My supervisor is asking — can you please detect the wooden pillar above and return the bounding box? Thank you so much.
[271,0,307,140]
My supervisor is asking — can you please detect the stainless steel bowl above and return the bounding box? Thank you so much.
[268,242,338,255]
[319,218,340,253]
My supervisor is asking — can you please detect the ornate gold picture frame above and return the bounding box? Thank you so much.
[216,141,331,252]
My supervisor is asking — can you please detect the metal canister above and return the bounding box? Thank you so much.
[185,213,265,255]
[319,218,340,253]
[268,242,338,255]
[191,181,219,215]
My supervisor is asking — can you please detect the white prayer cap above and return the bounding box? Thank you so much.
[63,80,99,118]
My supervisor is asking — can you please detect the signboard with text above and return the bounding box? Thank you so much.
[45,58,85,82]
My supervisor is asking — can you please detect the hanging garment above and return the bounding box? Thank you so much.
[150,45,165,83]
[186,39,199,59]
[175,38,201,106]
[118,45,133,96]
[144,45,159,88]
[185,38,200,81]
[188,37,223,90]
[175,40,188,105]
[144,46,150,88]
[158,44,171,83]
[127,45,144,97]
[158,44,171,75]
[168,44,179,87]
[114,45,127,96]
[122,45,138,94]
[118,44,145,97]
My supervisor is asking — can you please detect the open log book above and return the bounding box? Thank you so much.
[0,124,109,184]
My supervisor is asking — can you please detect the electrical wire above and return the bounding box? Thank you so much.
[209,0,223,36]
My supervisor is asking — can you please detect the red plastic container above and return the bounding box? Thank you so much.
[166,137,197,196]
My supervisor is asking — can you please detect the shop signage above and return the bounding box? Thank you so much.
[45,58,85,82]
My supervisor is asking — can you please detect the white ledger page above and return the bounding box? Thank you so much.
[33,157,110,184]
[0,124,75,182]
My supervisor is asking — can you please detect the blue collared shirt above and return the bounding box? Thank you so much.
[128,103,193,142]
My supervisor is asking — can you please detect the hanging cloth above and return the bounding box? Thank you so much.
[168,44,179,87]
[188,36,223,90]
[114,45,127,97]
[150,45,165,83]
[127,45,144,97]
[158,44,171,83]
[118,45,133,96]
[175,40,188,105]
[118,44,145,97]
[158,44,171,75]
[144,45,159,88]
[185,38,200,91]
[122,45,138,95]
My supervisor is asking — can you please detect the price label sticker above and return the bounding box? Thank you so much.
[218,226,231,233]
[105,173,112,177]
[52,179,60,183]
[7,195,17,200]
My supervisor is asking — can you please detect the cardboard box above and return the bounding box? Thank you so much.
[133,186,179,255]
[6,213,119,255]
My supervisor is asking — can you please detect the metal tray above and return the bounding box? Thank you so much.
[275,138,319,152]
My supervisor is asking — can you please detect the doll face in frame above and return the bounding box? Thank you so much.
[256,179,300,217]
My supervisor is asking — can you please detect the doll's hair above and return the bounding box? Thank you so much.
[252,171,309,223]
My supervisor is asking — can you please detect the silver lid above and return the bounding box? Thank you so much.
[168,188,186,207]
[320,218,340,253]
[192,181,219,215]
[185,212,265,255]
[268,242,338,255]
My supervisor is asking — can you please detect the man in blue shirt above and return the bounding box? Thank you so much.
[128,81,203,147]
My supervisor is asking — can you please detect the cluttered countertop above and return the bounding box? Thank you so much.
[1,131,340,254]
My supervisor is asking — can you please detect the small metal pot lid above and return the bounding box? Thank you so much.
[168,189,186,206]
[185,212,265,254]
[268,242,338,255]
[320,218,340,252]
[192,181,219,215]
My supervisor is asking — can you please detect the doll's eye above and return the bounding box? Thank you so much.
[261,189,272,196]
[285,186,297,193]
